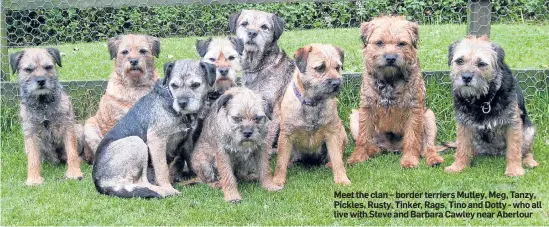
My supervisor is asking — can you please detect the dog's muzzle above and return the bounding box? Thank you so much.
[384,54,398,66]
[178,97,189,109]
[218,67,230,77]
[35,77,47,88]
[461,73,474,85]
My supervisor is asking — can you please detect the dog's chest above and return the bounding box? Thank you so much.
[363,79,420,109]
[472,126,509,155]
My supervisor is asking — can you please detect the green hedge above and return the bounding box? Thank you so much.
[6,0,548,46]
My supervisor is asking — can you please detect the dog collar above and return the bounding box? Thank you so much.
[481,102,491,114]
[293,82,318,106]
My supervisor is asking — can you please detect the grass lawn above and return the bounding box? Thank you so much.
[1,24,549,225]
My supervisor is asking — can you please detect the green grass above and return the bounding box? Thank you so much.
[2,24,549,225]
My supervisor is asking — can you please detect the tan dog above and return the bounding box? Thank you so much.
[272,44,350,187]
[10,48,83,185]
[347,16,444,168]
[83,34,160,162]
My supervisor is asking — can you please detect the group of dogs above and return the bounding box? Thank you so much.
[10,10,539,203]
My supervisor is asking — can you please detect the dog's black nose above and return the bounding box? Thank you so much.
[129,58,139,66]
[462,73,474,83]
[248,30,258,39]
[178,98,189,108]
[384,54,397,65]
[219,68,229,76]
[242,128,253,138]
[36,77,46,86]
[329,79,341,88]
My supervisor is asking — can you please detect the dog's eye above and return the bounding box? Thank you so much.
[254,115,265,123]
[208,58,216,62]
[478,62,488,67]
[455,58,464,65]
[170,83,179,89]
[314,64,326,73]
[398,42,407,47]
[241,21,248,27]
[44,65,53,71]
[228,56,236,61]
[139,49,148,55]
[335,65,342,72]
[191,82,201,89]
[232,116,242,123]
[375,41,384,47]
[121,50,129,55]
[261,24,269,30]
[24,68,33,73]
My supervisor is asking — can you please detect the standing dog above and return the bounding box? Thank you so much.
[93,60,215,198]
[444,36,538,176]
[347,16,444,168]
[272,44,351,187]
[229,10,295,154]
[191,87,282,203]
[83,34,160,163]
[10,48,83,185]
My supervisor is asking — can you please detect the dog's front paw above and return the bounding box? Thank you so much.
[444,163,466,173]
[505,166,525,177]
[65,170,83,180]
[426,155,444,167]
[400,156,419,168]
[347,147,370,165]
[523,158,539,168]
[160,186,181,197]
[262,182,284,192]
[272,176,286,188]
[224,193,242,203]
[335,176,351,186]
[26,176,44,186]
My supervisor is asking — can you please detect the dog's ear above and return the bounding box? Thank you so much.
[334,46,345,69]
[10,51,24,74]
[107,35,122,60]
[163,61,175,86]
[407,21,419,48]
[229,11,242,33]
[200,62,216,87]
[491,43,506,68]
[294,45,312,73]
[147,36,161,58]
[272,14,285,42]
[360,22,373,47]
[229,36,245,55]
[447,40,461,66]
[46,48,62,67]
[216,93,233,113]
[196,37,212,58]
[263,98,273,120]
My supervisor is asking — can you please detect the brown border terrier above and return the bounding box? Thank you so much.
[191,87,282,203]
[347,16,444,168]
[444,36,538,176]
[92,60,215,198]
[229,9,295,154]
[83,34,160,163]
[272,44,351,187]
[10,48,83,186]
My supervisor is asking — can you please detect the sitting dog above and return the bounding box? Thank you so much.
[347,16,444,168]
[93,60,215,198]
[83,34,160,163]
[10,48,83,185]
[191,87,282,203]
[272,44,351,187]
[444,36,538,176]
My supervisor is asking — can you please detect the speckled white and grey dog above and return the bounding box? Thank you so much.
[191,87,282,203]
[444,36,538,176]
[10,48,83,186]
[93,60,215,198]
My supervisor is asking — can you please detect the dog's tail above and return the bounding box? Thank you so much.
[94,179,162,199]
[349,109,359,141]
[435,141,458,153]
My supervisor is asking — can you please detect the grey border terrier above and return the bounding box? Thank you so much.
[191,87,282,203]
[444,36,538,176]
[229,9,295,153]
[83,34,160,163]
[272,44,351,188]
[10,48,83,186]
[92,60,215,198]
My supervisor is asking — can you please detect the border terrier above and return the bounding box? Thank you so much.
[444,36,538,176]
[10,48,83,186]
[229,9,295,153]
[191,87,282,203]
[93,60,215,198]
[83,34,160,163]
[347,16,444,168]
[272,44,351,187]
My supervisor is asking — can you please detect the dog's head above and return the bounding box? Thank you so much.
[11,48,62,97]
[216,87,271,149]
[108,34,160,84]
[163,60,216,114]
[294,44,345,100]
[448,36,504,98]
[229,9,285,53]
[360,16,419,78]
[196,37,244,93]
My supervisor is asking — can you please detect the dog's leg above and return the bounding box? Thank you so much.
[422,108,444,166]
[400,108,423,168]
[25,137,43,186]
[326,125,351,185]
[505,114,525,176]
[273,134,293,187]
[216,149,241,203]
[147,131,180,196]
[259,145,283,191]
[445,125,474,173]
[522,125,538,168]
[83,116,102,163]
[348,107,379,164]
[64,126,83,180]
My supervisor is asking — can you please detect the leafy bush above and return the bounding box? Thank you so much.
[5,0,548,46]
